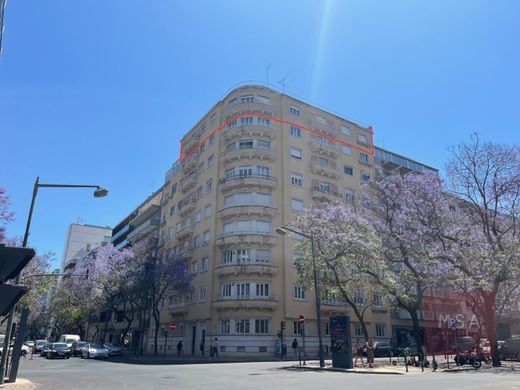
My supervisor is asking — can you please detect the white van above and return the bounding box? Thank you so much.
[59,335,81,347]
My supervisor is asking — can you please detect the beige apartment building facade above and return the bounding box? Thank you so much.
[155,85,392,357]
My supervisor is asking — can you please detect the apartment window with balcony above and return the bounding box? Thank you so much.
[293,321,304,336]
[319,181,331,193]
[200,142,206,154]
[240,116,254,126]
[223,220,271,234]
[376,323,386,337]
[257,117,270,127]
[318,156,329,166]
[290,147,302,160]
[193,235,200,248]
[256,95,271,104]
[344,165,353,176]
[170,206,176,216]
[293,286,306,300]
[199,287,207,302]
[224,192,272,207]
[359,153,369,164]
[256,165,270,177]
[239,140,253,149]
[238,165,253,177]
[345,188,355,202]
[203,230,210,244]
[255,319,270,334]
[204,204,212,218]
[189,291,196,303]
[257,139,271,149]
[222,251,234,264]
[361,172,371,183]
[209,135,215,145]
[315,115,327,125]
[256,283,269,297]
[221,284,232,297]
[357,134,368,145]
[236,283,250,298]
[228,119,238,128]
[291,198,304,211]
[195,211,202,224]
[191,260,199,274]
[342,145,352,155]
[290,126,302,137]
[206,179,213,193]
[235,319,250,334]
[316,135,326,144]
[291,173,303,187]
[241,95,254,103]
[201,256,209,271]
[341,125,351,136]
[255,249,271,263]
[225,168,235,178]
[289,106,300,116]
[219,319,230,334]
[207,155,214,168]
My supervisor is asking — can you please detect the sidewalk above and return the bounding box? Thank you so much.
[0,378,36,390]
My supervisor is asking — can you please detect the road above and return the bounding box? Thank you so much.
[17,356,520,390]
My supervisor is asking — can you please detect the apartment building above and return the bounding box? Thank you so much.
[155,85,393,357]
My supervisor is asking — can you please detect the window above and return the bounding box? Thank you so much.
[342,145,352,155]
[256,283,269,297]
[222,251,233,264]
[206,179,213,193]
[257,139,270,149]
[209,135,215,145]
[315,115,327,125]
[241,95,254,103]
[204,204,212,218]
[291,173,303,187]
[256,166,270,177]
[294,286,306,300]
[209,113,217,124]
[235,319,250,334]
[293,321,304,335]
[207,155,214,168]
[319,181,331,193]
[359,153,369,163]
[373,294,383,308]
[290,126,302,137]
[203,230,210,243]
[357,134,368,145]
[376,323,386,337]
[221,284,232,297]
[197,186,203,199]
[191,261,198,274]
[255,319,270,334]
[189,291,195,303]
[193,234,200,248]
[256,95,271,104]
[199,287,207,302]
[238,165,253,177]
[345,188,355,202]
[344,165,353,176]
[289,106,300,116]
[341,126,351,136]
[354,291,364,305]
[170,206,176,216]
[236,282,250,298]
[291,198,304,211]
[240,116,254,126]
[361,172,371,183]
[199,142,206,154]
[219,319,230,334]
[257,117,270,127]
[316,135,326,144]
[195,211,202,224]
[239,140,253,149]
[318,156,329,166]
[354,323,363,337]
[201,256,209,271]
[290,147,302,160]
[293,252,303,267]
[255,250,271,263]
[171,183,177,196]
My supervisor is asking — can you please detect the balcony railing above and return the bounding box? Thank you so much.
[216,231,277,247]
[218,204,278,220]
[311,186,343,202]
[223,126,276,142]
[309,161,340,179]
[308,140,338,158]
[221,145,276,164]
[219,174,277,192]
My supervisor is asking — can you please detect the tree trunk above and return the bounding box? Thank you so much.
[410,307,423,351]
[482,290,500,367]
[153,309,160,357]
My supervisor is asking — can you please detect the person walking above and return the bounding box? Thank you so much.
[212,337,219,358]
[177,341,183,357]
[200,341,205,357]
[291,338,299,358]
[366,339,375,368]
[353,338,365,367]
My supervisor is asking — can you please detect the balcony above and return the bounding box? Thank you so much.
[311,186,343,202]
[182,153,199,172]
[218,205,278,221]
[219,174,277,192]
[216,232,277,248]
[213,295,278,311]
[221,146,276,164]
[182,132,201,154]
[180,174,197,193]
[214,263,278,277]
[169,303,190,316]
[127,218,160,243]
[223,126,276,142]
[309,119,338,138]
[309,161,340,179]
[178,197,196,217]
[358,157,373,167]
[176,224,194,240]
[308,140,338,158]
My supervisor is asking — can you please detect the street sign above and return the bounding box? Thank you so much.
[169,322,177,331]
[298,314,305,324]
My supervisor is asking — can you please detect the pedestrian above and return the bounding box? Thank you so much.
[177,340,183,356]
[200,341,205,357]
[353,338,365,367]
[212,337,219,358]
[366,339,374,368]
[292,338,298,358]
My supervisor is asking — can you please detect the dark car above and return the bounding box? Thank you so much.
[34,340,48,353]
[39,343,51,357]
[362,341,395,357]
[499,337,520,361]
[71,341,88,357]
[46,342,71,359]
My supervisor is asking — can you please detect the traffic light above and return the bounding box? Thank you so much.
[0,244,35,316]
[281,321,286,331]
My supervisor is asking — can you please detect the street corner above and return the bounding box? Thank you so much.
[286,362,406,375]
[0,378,37,390]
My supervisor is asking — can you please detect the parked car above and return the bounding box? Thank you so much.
[81,343,109,359]
[104,343,122,356]
[499,336,520,361]
[34,340,48,353]
[0,344,30,358]
[40,342,51,357]
[58,334,81,348]
[46,343,71,359]
[449,336,476,352]
[362,341,395,357]
[24,341,35,348]
[71,341,88,357]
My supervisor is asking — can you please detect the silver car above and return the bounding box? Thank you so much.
[81,343,109,359]
[103,343,122,356]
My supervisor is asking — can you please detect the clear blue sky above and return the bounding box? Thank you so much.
[1,0,519,269]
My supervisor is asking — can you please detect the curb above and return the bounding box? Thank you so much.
[286,364,405,375]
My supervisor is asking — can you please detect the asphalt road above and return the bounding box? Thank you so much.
[17,356,520,390]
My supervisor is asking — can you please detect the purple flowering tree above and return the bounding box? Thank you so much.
[291,201,383,341]
[0,187,14,243]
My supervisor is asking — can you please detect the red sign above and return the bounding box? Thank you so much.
[298,315,305,324]
[169,322,177,331]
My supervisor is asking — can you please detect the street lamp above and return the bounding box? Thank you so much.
[0,176,108,384]
[276,226,325,368]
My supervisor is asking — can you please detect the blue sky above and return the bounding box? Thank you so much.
[1,0,519,269]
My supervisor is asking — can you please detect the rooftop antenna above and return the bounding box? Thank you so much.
[266,64,272,87]
[278,74,289,94]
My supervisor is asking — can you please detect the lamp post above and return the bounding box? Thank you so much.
[0,177,108,384]
[276,226,325,368]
